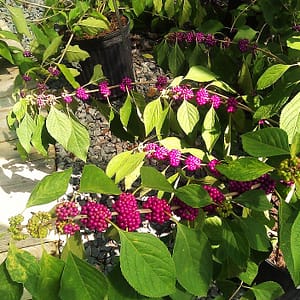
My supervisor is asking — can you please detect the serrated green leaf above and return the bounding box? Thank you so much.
[78,17,109,35]
[46,106,72,150]
[65,44,90,63]
[287,36,300,50]
[242,127,290,157]
[43,35,63,62]
[234,189,273,211]
[256,64,291,90]
[251,281,284,299]
[173,224,212,296]
[0,260,23,300]
[16,112,35,153]
[174,184,212,208]
[238,261,258,285]
[58,64,80,89]
[140,166,174,193]
[233,25,257,41]
[7,5,31,37]
[290,212,300,285]
[178,0,192,27]
[165,0,175,17]
[115,152,146,184]
[132,0,146,15]
[31,115,48,157]
[6,243,40,296]
[106,151,132,177]
[184,65,218,82]
[239,217,271,251]
[0,41,14,64]
[291,132,300,157]
[79,164,121,195]
[120,94,132,128]
[59,252,108,300]
[216,158,273,181]
[143,98,163,136]
[61,232,86,262]
[177,101,199,135]
[153,0,163,13]
[12,99,27,122]
[37,251,64,300]
[159,137,182,150]
[30,24,50,48]
[169,42,185,76]
[89,64,104,83]
[67,117,90,162]
[119,231,176,297]
[26,168,72,207]
[202,106,221,153]
[280,91,300,144]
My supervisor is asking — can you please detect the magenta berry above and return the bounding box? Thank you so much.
[203,185,225,213]
[63,222,80,235]
[168,149,181,167]
[207,159,221,177]
[22,74,31,81]
[113,193,141,231]
[142,196,171,224]
[227,97,238,113]
[196,88,210,105]
[23,50,32,57]
[120,77,132,92]
[144,143,159,159]
[62,93,73,103]
[81,201,112,232]
[210,94,221,109]
[76,87,90,101]
[238,39,250,52]
[172,85,194,101]
[155,75,168,91]
[172,197,199,221]
[153,146,169,161]
[56,201,79,221]
[185,155,202,171]
[48,66,60,77]
[98,81,111,98]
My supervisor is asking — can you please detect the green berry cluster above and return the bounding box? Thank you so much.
[8,214,27,240]
[26,212,52,238]
[278,157,300,182]
[216,200,233,218]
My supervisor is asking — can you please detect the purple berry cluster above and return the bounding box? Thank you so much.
[292,24,300,31]
[172,197,199,221]
[142,196,171,224]
[185,155,202,171]
[98,81,111,98]
[171,85,194,101]
[48,66,60,77]
[238,39,257,53]
[228,174,276,195]
[76,87,90,101]
[112,193,141,231]
[120,77,133,92]
[55,201,80,235]
[207,159,221,177]
[81,201,112,232]
[155,75,168,91]
[203,185,225,213]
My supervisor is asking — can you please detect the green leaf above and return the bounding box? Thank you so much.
[239,217,271,251]
[291,132,300,157]
[119,231,176,297]
[89,64,104,83]
[233,25,257,41]
[61,232,86,261]
[238,59,253,94]
[58,64,80,89]
[7,5,31,37]
[26,168,72,208]
[251,281,284,299]
[280,91,300,143]
[65,44,90,63]
[174,184,212,208]
[43,35,63,62]
[242,128,290,157]
[287,36,300,50]
[256,64,291,90]
[216,158,273,181]
[115,152,146,184]
[46,106,72,150]
[177,101,199,135]
[178,0,192,27]
[164,0,175,18]
[238,260,258,285]
[59,252,108,300]
[143,98,163,136]
[290,212,300,285]
[184,65,217,82]
[0,41,14,64]
[168,42,185,76]
[173,224,212,296]
[132,0,146,15]
[106,151,132,178]
[153,0,163,14]
[37,251,64,300]
[0,260,23,300]
[120,94,132,128]
[79,164,121,195]
[234,189,273,211]
[67,117,90,162]
[12,99,27,122]
[78,17,109,35]
[159,137,182,150]
[30,24,50,47]
[6,243,40,296]
[140,166,174,193]
[16,112,35,153]
[31,115,48,157]
[202,106,221,153]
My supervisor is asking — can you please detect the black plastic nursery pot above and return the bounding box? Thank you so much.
[75,17,134,98]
